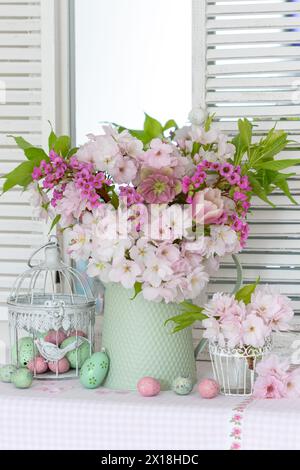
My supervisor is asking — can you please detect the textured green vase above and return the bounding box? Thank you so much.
[102,283,197,391]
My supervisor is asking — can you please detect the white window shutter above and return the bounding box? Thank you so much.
[193,0,300,314]
[0,0,70,321]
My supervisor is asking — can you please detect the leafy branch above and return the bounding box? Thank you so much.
[232,118,299,206]
[166,280,261,333]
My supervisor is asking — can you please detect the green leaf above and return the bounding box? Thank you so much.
[232,135,247,166]
[163,119,178,132]
[54,135,71,157]
[67,147,79,158]
[109,188,119,210]
[235,278,260,305]
[233,119,253,165]
[255,159,300,172]
[24,147,49,165]
[250,131,289,167]
[238,118,253,152]
[129,129,151,145]
[248,174,275,207]
[165,308,208,333]
[7,135,33,150]
[144,113,163,139]
[49,131,57,151]
[275,178,298,205]
[2,161,34,192]
[180,301,204,313]
[48,215,61,234]
[204,113,215,132]
[131,282,142,300]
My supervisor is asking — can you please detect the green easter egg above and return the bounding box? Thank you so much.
[12,368,33,389]
[172,376,194,396]
[60,337,91,369]
[0,365,17,383]
[11,337,38,368]
[80,351,109,389]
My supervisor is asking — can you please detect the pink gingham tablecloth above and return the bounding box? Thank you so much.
[0,363,300,450]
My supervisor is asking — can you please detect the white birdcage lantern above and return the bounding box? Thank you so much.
[7,236,96,380]
[209,337,273,396]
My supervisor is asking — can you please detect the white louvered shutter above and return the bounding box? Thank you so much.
[193,0,300,314]
[0,0,68,322]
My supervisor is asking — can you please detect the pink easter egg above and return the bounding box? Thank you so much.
[137,377,161,397]
[48,358,70,374]
[198,379,220,399]
[69,330,87,338]
[28,356,48,374]
[44,329,67,346]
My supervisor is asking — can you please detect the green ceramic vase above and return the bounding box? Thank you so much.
[101,283,197,391]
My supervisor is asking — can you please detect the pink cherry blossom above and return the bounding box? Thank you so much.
[112,156,138,184]
[109,259,141,289]
[284,369,300,398]
[242,314,269,348]
[55,182,88,227]
[157,243,180,264]
[250,285,294,331]
[143,138,174,169]
[255,354,290,380]
[68,224,91,261]
[142,255,173,288]
[253,375,286,399]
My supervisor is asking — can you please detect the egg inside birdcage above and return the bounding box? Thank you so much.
[7,236,96,380]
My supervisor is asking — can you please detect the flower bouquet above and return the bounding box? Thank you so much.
[173,282,294,395]
[2,113,299,390]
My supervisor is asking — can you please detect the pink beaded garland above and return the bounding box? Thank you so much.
[137,377,161,397]
[27,356,48,374]
[48,358,70,374]
[198,379,220,399]
[44,329,67,346]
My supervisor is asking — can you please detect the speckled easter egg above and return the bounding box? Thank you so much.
[0,364,17,383]
[44,329,67,346]
[172,376,194,396]
[80,350,109,389]
[198,379,220,399]
[60,337,91,369]
[27,356,48,375]
[12,337,38,367]
[137,377,161,397]
[48,358,70,374]
[12,369,33,389]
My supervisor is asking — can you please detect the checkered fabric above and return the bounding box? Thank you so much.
[1,363,300,450]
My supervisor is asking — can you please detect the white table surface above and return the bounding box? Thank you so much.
[1,362,300,450]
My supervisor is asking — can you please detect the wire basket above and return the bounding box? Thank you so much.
[7,236,96,380]
[209,337,273,396]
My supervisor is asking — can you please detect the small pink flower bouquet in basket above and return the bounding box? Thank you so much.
[169,281,295,396]
[202,283,295,396]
